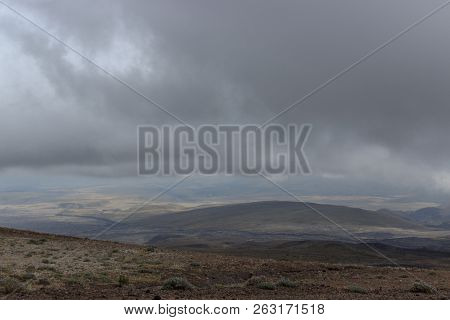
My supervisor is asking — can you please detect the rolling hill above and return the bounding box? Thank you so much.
[407,206,450,228]
[94,201,443,252]
[130,201,423,232]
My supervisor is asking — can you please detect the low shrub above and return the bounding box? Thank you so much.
[256,282,276,290]
[410,282,436,294]
[118,275,130,287]
[277,277,298,288]
[346,285,368,294]
[37,278,50,286]
[245,276,267,287]
[162,277,194,290]
[28,239,47,245]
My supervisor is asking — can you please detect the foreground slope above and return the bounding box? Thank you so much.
[1,227,449,299]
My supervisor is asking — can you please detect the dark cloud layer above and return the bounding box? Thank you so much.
[1,0,450,198]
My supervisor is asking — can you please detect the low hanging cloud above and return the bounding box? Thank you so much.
[0,0,450,198]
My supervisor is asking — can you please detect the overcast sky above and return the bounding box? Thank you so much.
[1,0,450,206]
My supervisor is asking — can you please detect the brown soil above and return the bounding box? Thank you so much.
[0,227,449,299]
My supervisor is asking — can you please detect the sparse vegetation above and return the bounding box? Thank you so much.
[346,285,368,294]
[65,277,81,286]
[25,265,36,272]
[0,226,449,299]
[245,276,267,287]
[16,273,36,282]
[256,281,276,290]
[37,278,50,286]
[37,266,57,272]
[162,277,194,290]
[28,238,47,245]
[245,276,276,290]
[138,268,154,274]
[0,277,22,294]
[118,275,130,287]
[277,277,298,288]
[410,282,436,294]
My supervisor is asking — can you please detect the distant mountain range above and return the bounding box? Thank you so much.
[2,200,450,255]
[406,206,450,228]
[130,201,423,232]
[98,201,450,252]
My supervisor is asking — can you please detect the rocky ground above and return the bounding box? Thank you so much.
[0,227,449,299]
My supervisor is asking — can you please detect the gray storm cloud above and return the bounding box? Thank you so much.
[0,0,450,197]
